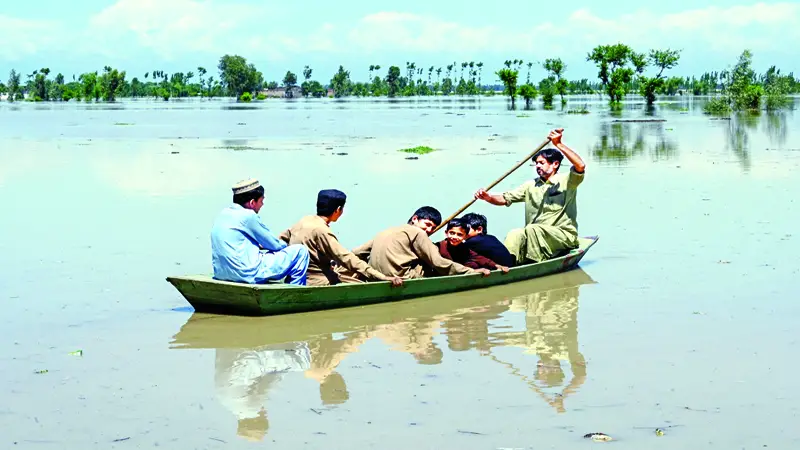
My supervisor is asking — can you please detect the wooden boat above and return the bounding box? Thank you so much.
[166,235,599,317]
[169,268,597,349]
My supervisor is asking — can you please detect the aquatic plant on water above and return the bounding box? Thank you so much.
[398,146,436,155]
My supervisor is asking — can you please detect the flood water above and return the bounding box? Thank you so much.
[2,96,800,449]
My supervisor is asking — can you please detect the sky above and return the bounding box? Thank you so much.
[1,0,798,83]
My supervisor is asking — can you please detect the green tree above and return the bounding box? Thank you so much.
[539,77,556,108]
[33,68,50,101]
[99,66,126,101]
[51,73,65,100]
[197,67,207,97]
[519,83,538,109]
[587,43,646,104]
[496,67,519,108]
[283,70,298,98]
[385,66,401,97]
[543,58,569,105]
[303,65,312,81]
[330,65,352,98]
[6,69,21,103]
[79,72,99,101]
[218,54,263,97]
[638,49,681,105]
[762,65,792,110]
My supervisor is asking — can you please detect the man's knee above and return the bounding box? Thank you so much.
[286,244,310,264]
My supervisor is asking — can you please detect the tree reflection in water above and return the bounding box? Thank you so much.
[592,121,678,164]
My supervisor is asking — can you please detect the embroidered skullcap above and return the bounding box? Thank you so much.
[232,178,261,194]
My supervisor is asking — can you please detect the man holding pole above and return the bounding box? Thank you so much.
[474,128,586,264]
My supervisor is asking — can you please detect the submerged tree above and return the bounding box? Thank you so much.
[98,66,126,102]
[638,49,681,105]
[330,65,352,98]
[587,43,646,104]
[519,83,538,109]
[218,54,263,97]
[283,70,298,98]
[7,69,21,102]
[497,67,519,108]
[385,66,401,97]
[543,58,569,105]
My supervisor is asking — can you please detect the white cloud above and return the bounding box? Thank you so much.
[0,15,62,60]
[1,1,798,71]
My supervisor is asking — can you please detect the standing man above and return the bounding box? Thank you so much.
[279,189,403,287]
[211,178,309,285]
[474,128,586,264]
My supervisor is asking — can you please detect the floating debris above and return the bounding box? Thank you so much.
[170,151,179,155]
[655,428,665,436]
[113,123,134,126]
[457,430,485,435]
[583,432,613,442]
[335,152,348,156]
[68,350,83,356]
[405,156,419,160]
[34,369,48,374]
[612,119,666,123]
[111,437,130,443]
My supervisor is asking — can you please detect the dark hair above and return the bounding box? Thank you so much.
[533,148,564,165]
[445,218,466,231]
[233,185,265,206]
[316,189,347,216]
[408,206,442,226]
[462,212,488,234]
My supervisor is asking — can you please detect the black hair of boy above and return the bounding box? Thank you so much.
[462,212,488,235]
[446,218,466,231]
[317,189,347,216]
[408,206,442,226]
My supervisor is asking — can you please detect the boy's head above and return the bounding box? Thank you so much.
[445,218,467,247]
[316,189,347,222]
[408,206,442,235]
[532,148,564,180]
[462,212,487,238]
[232,178,265,213]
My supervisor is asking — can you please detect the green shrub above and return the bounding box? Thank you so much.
[240,92,252,102]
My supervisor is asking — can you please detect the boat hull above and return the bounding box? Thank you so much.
[166,236,598,316]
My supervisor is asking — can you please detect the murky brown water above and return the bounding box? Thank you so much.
[2,96,800,448]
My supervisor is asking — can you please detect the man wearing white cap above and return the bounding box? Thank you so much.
[211,178,310,285]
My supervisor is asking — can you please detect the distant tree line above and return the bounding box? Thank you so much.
[2,47,797,110]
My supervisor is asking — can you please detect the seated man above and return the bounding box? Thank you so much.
[461,212,516,268]
[353,206,491,279]
[211,178,309,285]
[435,218,509,272]
[474,128,586,264]
[279,189,403,287]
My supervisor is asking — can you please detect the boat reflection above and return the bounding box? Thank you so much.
[170,268,596,439]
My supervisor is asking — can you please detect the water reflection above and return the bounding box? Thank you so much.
[170,269,595,439]
[592,121,677,164]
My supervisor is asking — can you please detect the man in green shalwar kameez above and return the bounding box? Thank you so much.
[474,128,586,264]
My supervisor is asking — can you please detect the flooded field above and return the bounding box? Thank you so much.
[1,96,799,449]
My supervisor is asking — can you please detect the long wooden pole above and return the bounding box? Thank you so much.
[432,137,551,234]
